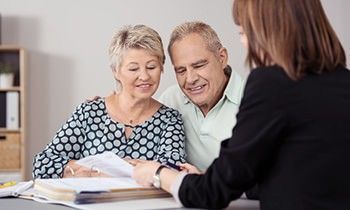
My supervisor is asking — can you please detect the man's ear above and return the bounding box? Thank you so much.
[218,47,228,67]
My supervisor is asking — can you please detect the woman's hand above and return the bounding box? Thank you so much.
[179,163,202,174]
[124,158,144,166]
[63,160,108,178]
[132,160,161,187]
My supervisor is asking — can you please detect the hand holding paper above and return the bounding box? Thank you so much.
[67,152,133,178]
[63,160,106,178]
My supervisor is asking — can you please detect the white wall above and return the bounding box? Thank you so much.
[0,0,349,179]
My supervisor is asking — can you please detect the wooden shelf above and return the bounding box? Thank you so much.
[0,87,21,92]
[0,169,21,172]
[0,128,21,133]
[0,45,24,51]
[0,46,25,181]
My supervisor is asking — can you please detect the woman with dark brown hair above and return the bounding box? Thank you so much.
[133,0,350,209]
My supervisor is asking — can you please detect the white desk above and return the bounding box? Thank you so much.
[0,197,260,210]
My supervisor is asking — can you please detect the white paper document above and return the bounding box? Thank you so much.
[0,181,33,197]
[75,152,133,177]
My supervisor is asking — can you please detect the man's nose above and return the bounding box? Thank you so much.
[185,70,199,85]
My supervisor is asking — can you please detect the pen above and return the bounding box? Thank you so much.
[165,162,181,171]
[13,180,34,196]
[0,181,17,189]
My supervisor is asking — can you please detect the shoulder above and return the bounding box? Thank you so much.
[158,85,186,109]
[248,65,290,83]
[74,98,105,114]
[158,105,183,123]
[245,65,292,97]
[237,66,292,121]
[159,85,183,100]
[239,66,293,112]
[159,105,182,118]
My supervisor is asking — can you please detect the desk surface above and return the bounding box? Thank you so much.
[0,197,260,210]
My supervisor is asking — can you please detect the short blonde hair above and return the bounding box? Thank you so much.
[109,24,165,71]
[168,21,223,61]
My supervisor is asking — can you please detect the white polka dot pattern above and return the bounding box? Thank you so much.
[32,98,186,178]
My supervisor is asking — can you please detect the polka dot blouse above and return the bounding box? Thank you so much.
[32,98,186,178]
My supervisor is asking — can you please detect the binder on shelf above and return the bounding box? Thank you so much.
[0,93,6,127]
[6,91,19,129]
[0,13,2,44]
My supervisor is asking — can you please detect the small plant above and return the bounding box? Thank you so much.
[0,62,14,74]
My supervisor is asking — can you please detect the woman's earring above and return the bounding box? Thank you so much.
[115,78,121,93]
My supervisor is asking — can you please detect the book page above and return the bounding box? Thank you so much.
[33,178,172,205]
[76,152,133,177]
[0,181,33,197]
[21,187,181,210]
[35,177,143,193]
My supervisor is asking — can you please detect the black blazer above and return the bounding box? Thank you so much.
[179,66,350,210]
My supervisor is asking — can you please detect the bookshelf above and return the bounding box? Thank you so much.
[0,46,25,181]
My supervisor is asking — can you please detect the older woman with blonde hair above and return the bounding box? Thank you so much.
[33,25,186,178]
[133,0,350,209]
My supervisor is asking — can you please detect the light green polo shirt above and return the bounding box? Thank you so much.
[159,70,245,172]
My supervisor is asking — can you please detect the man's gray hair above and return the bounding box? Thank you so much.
[168,21,223,61]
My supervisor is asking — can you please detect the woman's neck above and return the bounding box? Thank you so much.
[106,91,158,127]
[116,92,153,113]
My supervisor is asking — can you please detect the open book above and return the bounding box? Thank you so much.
[33,152,170,204]
[34,177,170,204]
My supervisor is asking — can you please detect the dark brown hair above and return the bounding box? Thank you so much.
[233,0,346,80]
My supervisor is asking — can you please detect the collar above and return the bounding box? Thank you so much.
[224,66,244,105]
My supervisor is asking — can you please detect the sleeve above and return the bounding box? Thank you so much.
[178,68,289,208]
[32,103,87,178]
[156,109,187,166]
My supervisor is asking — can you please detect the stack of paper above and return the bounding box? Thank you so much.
[34,177,170,204]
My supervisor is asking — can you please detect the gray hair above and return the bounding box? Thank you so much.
[167,21,223,61]
[109,24,165,72]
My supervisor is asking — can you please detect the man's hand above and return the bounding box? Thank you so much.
[124,158,144,166]
[179,163,202,174]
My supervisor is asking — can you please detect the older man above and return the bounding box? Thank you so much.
[160,21,244,172]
